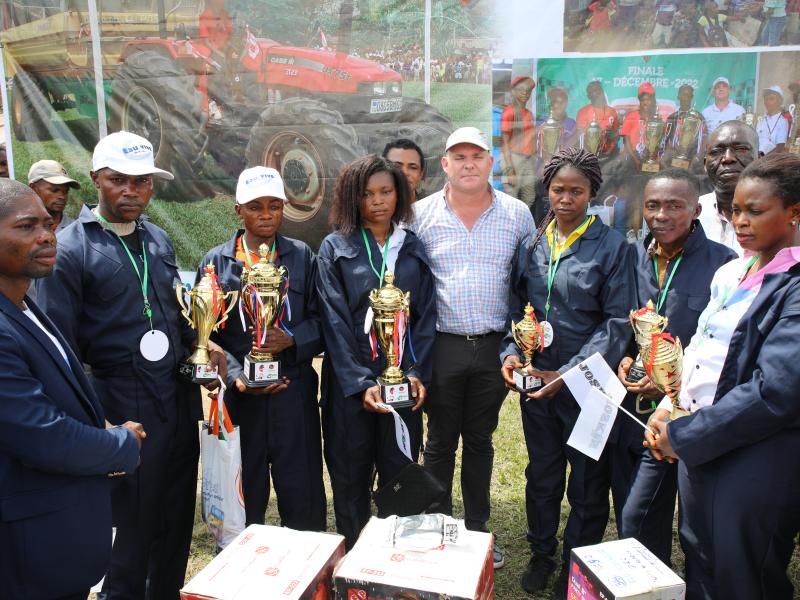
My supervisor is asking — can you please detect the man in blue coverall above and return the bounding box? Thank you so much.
[36,131,227,600]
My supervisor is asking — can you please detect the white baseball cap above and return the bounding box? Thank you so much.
[236,166,287,205]
[445,127,490,152]
[763,84,784,100]
[712,76,731,88]
[28,159,80,188]
[92,131,174,180]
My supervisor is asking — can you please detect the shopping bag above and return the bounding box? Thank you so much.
[200,379,246,549]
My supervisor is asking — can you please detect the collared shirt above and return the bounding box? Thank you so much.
[702,101,745,135]
[658,247,800,414]
[647,237,684,286]
[698,192,742,256]
[55,213,74,233]
[501,103,536,156]
[410,186,534,335]
[756,112,789,154]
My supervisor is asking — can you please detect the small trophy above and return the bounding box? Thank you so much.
[239,244,288,387]
[540,111,563,162]
[741,105,756,127]
[788,104,800,154]
[642,117,665,172]
[369,271,414,408]
[628,300,669,412]
[583,118,604,155]
[642,332,686,420]
[511,303,544,393]
[176,263,238,383]
[671,109,702,169]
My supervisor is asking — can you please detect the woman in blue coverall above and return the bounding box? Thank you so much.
[650,152,800,600]
[316,155,436,549]
[501,147,636,598]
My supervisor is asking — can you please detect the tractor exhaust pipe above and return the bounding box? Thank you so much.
[157,0,167,39]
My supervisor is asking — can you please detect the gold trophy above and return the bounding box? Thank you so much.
[642,117,665,172]
[239,243,288,387]
[741,105,756,127]
[511,303,544,393]
[642,332,686,420]
[369,270,413,408]
[176,263,238,383]
[583,117,604,155]
[788,104,800,154]
[671,109,702,168]
[540,111,563,162]
[628,300,669,412]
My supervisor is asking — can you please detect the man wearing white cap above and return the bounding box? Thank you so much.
[195,166,326,532]
[28,159,81,232]
[702,76,745,134]
[409,127,534,569]
[36,131,226,599]
[756,85,789,154]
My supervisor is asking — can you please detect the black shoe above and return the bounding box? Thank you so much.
[493,537,506,570]
[551,566,569,600]
[520,554,556,594]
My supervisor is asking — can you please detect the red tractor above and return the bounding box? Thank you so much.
[2,0,451,246]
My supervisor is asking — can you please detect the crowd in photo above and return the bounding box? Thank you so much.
[355,45,492,83]
[2,96,800,600]
[565,0,800,52]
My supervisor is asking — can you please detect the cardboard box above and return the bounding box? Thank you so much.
[568,538,685,600]
[333,516,494,600]
[181,525,345,600]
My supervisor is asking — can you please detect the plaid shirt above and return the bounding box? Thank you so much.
[409,186,534,335]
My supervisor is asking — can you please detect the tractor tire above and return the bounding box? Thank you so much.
[390,97,452,198]
[10,72,55,142]
[245,97,366,250]
[108,50,212,201]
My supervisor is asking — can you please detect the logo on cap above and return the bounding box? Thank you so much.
[245,172,275,186]
[122,143,153,160]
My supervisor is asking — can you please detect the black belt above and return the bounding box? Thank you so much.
[439,331,503,341]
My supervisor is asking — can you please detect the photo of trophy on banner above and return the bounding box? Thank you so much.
[539,112,564,162]
[642,117,666,172]
[582,118,604,155]
[176,263,238,383]
[511,303,545,393]
[368,271,414,409]
[642,331,686,420]
[239,244,288,388]
[670,109,702,169]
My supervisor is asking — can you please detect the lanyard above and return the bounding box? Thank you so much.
[241,236,276,268]
[702,255,758,335]
[544,215,592,320]
[361,227,389,286]
[653,253,683,314]
[95,212,153,330]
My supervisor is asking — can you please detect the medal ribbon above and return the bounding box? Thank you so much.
[361,227,390,285]
[544,215,594,321]
[241,235,277,268]
[653,253,683,315]
[95,212,154,331]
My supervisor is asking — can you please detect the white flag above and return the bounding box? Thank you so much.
[561,353,627,461]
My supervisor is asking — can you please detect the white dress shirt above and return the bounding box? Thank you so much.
[698,192,742,256]
[702,101,745,135]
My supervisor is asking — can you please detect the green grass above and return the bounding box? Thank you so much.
[184,384,800,599]
[403,80,492,133]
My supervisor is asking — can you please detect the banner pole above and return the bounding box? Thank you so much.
[87,0,108,139]
[424,0,431,105]
[0,43,15,180]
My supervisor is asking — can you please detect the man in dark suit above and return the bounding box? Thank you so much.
[0,179,142,600]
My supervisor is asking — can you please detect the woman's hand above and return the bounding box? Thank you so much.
[526,368,563,400]
[644,408,675,463]
[650,417,679,462]
[234,376,290,396]
[501,355,525,390]
[408,376,426,411]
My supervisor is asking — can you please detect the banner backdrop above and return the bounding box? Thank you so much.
[2,1,800,267]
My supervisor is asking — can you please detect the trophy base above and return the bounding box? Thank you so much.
[241,355,281,388]
[178,362,218,384]
[670,406,690,420]
[626,365,647,383]
[670,157,690,169]
[379,377,414,409]
[641,162,660,172]
[513,368,542,393]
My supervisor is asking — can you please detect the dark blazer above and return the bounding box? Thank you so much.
[316,228,436,402]
[670,262,800,466]
[0,292,139,599]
